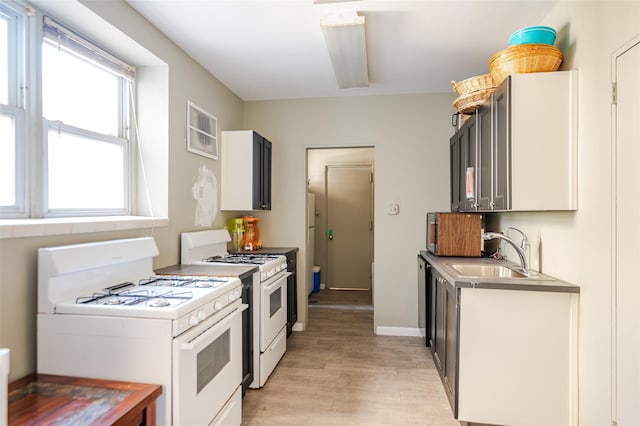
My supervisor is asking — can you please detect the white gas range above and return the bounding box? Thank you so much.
[37,237,245,426]
[180,230,289,388]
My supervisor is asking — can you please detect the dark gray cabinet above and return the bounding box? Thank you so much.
[284,250,297,336]
[451,112,478,212]
[430,266,459,418]
[252,133,272,210]
[492,81,509,210]
[221,130,272,211]
[476,103,492,210]
[417,254,432,347]
[449,133,462,212]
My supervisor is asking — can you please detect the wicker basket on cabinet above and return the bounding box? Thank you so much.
[489,44,563,85]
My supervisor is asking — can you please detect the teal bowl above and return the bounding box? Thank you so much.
[509,26,557,46]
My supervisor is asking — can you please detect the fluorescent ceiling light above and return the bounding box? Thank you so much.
[320,11,369,88]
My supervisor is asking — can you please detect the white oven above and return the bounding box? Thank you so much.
[181,229,289,388]
[261,272,286,351]
[36,237,244,426]
[173,300,243,426]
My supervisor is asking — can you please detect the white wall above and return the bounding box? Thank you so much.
[243,94,454,333]
[498,2,640,425]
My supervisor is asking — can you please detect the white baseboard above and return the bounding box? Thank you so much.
[292,322,304,332]
[375,326,421,337]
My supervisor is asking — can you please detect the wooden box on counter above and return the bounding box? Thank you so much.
[428,212,482,257]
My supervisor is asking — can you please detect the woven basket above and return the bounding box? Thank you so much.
[489,44,563,85]
[453,88,494,114]
[451,74,496,96]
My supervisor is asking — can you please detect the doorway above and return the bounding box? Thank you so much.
[306,147,374,309]
[326,165,373,290]
[613,36,640,426]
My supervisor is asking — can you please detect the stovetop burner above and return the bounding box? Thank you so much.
[204,254,280,265]
[139,276,229,289]
[76,285,194,309]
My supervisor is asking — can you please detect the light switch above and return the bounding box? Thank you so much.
[387,203,399,215]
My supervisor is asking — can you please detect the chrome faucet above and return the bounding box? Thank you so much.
[482,231,530,276]
[507,227,529,252]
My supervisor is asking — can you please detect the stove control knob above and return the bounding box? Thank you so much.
[197,311,206,321]
[214,301,223,310]
[189,315,199,326]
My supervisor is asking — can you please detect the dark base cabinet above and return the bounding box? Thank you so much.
[284,251,297,336]
[240,274,254,396]
[429,264,459,419]
[417,253,432,347]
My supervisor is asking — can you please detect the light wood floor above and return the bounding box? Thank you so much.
[242,289,459,425]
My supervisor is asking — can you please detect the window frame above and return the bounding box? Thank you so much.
[0,1,28,218]
[40,16,135,218]
[0,6,137,219]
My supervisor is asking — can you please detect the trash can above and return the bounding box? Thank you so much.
[312,266,321,293]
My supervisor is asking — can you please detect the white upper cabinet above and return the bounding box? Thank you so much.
[508,70,578,211]
[221,130,272,211]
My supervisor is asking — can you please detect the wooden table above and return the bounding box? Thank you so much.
[8,374,162,425]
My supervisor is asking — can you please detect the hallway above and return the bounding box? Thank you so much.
[242,289,457,425]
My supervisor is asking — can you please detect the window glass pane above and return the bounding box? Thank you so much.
[42,41,119,136]
[0,15,8,105]
[47,130,125,209]
[0,114,15,205]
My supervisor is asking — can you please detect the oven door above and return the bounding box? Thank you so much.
[260,272,290,352]
[172,300,245,426]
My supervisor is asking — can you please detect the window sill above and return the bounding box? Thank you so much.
[0,216,169,239]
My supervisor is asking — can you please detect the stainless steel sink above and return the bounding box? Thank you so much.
[450,263,527,278]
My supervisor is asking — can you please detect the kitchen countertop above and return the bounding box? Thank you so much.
[420,250,580,293]
[155,263,258,279]
[8,374,162,425]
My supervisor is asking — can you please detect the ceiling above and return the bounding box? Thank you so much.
[126,0,557,101]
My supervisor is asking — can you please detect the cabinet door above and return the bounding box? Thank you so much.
[418,257,427,342]
[286,252,296,336]
[261,138,272,210]
[429,265,437,349]
[462,116,477,211]
[450,135,462,212]
[477,103,492,210]
[433,272,447,374]
[251,132,263,209]
[493,79,510,210]
[444,283,458,416]
[251,133,272,210]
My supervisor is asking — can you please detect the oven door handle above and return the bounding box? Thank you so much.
[179,303,246,352]
[262,272,291,291]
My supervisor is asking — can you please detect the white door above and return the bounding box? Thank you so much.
[326,165,373,290]
[615,38,640,425]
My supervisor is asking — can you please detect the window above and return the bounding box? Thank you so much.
[0,2,26,217]
[0,8,136,218]
[41,17,134,216]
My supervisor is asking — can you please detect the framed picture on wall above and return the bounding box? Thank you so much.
[187,101,218,160]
